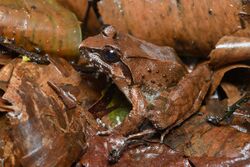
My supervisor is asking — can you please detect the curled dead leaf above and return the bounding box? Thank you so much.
[56,0,101,35]
[56,0,88,20]
[209,36,250,68]
[0,0,82,59]
[209,64,250,105]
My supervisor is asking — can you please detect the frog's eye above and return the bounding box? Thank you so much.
[102,48,120,63]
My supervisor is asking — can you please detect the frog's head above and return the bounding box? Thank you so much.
[80,25,134,86]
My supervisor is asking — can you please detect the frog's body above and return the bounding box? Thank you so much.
[80,26,210,136]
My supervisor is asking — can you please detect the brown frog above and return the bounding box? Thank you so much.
[80,25,211,137]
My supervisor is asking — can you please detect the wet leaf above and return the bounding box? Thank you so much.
[209,36,250,68]
[164,106,250,166]
[0,0,82,59]
[115,144,192,167]
[79,134,191,167]
[0,58,101,166]
[190,156,250,167]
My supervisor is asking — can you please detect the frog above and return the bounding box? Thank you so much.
[79,25,211,137]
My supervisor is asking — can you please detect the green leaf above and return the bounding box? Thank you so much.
[22,55,31,62]
[108,107,130,127]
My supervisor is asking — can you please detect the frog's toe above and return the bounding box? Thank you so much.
[108,139,149,164]
[96,129,113,136]
[206,115,222,125]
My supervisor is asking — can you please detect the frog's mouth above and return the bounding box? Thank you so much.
[80,47,134,85]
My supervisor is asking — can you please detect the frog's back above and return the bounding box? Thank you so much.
[128,58,187,90]
[128,35,185,64]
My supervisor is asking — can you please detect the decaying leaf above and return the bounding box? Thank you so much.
[56,0,101,35]
[164,106,250,166]
[209,36,250,68]
[0,115,18,166]
[56,0,88,20]
[190,156,250,167]
[0,0,82,59]
[209,64,250,105]
[0,97,15,112]
[78,134,192,167]
[98,0,245,56]
[0,1,248,166]
[0,58,101,166]
[0,54,13,66]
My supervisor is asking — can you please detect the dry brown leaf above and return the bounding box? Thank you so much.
[98,0,244,56]
[209,64,250,96]
[56,0,101,35]
[164,106,250,166]
[0,116,17,166]
[0,54,13,66]
[56,0,88,20]
[220,82,242,105]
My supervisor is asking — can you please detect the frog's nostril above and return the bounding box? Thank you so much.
[79,37,93,50]
[79,43,87,51]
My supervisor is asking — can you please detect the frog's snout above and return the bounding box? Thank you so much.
[79,38,91,51]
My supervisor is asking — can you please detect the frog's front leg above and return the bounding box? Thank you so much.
[147,64,212,131]
[114,86,148,136]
